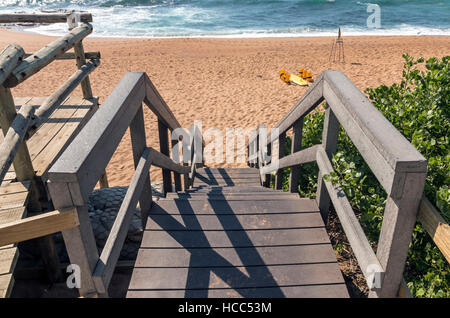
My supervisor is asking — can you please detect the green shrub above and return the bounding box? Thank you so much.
[281,55,449,297]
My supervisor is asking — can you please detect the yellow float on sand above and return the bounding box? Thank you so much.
[280,69,308,86]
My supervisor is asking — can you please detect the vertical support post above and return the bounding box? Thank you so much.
[263,142,271,187]
[316,104,339,222]
[183,162,190,190]
[371,172,426,298]
[67,18,93,100]
[73,41,93,99]
[289,118,303,193]
[172,137,182,192]
[0,86,62,282]
[67,18,108,188]
[49,181,100,297]
[275,132,286,190]
[130,106,152,227]
[158,119,172,194]
[0,86,41,210]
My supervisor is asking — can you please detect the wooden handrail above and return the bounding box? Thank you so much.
[254,70,429,297]
[0,105,34,182]
[47,72,194,296]
[24,51,100,60]
[0,44,25,86]
[0,12,92,24]
[93,148,152,293]
[27,59,100,137]
[3,23,93,88]
[316,146,384,286]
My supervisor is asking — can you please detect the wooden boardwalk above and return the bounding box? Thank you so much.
[0,96,96,297]
[127,167,348,298]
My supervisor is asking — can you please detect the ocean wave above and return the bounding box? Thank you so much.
[1,0,449,38]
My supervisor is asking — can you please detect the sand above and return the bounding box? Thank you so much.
[1,29,449,186]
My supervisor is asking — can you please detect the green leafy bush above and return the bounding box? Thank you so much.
[281,55,449,297]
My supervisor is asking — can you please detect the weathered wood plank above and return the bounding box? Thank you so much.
[0,104,34,182]
[127,284,348,298]
[143,75,181,131]
[28,59,99,135]
[0,207,26,225]
[30,98,94,179]
[147,213,325,231]
[0,181,30,196]
[3,23,93,88]
[128,263,344,290]
[0,86,40,211]
[0,273,14,298]
[158,120,172,194]
[0,44,24,86]
[0,12,92,23]
[372,171,426,297]
[316,105,339,221]
[260,145,319,175]
[274,132,285,189]
[135,245,336,268]
[316,146,383,290]
[141,228,331,248]
[47,72,146,200]
[0,247,18,275]
[289,118,303,193]
[0,191,29,210]
[130,106,152,226]
[196,168,258,175]
[323,71,427,196]
[93,148,152,294]
[164,193,299,201]
[24,51,100,60]
[152,198,319,215]
[0,208,79,247]
[417,196,450,263]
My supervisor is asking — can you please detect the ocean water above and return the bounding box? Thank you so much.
[0,0,449,38]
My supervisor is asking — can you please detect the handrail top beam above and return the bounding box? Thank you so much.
[323,70,426,171]
[0,12,92,24]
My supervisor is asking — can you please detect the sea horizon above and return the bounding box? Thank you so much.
[1,0,449,38]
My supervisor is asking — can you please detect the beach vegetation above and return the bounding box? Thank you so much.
[280,54,449,297]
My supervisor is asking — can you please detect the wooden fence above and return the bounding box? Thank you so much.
[0,12,103,292]
[249,70,449,298]
[46,72,200,297]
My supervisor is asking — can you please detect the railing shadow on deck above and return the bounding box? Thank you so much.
[46,72,200,297]
[248,70,428,298]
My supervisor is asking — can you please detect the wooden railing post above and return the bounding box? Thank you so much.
[67,18,110,189]
[67,17,93,100]
[0,86,41,209]
[48,181,99,297]
[263,142,271,187]
[171,136,182,192]
[158,119,172,194]
[275,132,286,190]
[289,117,303,193]
[316,104,339,221]
[130,106,152,227]
[371,171,426,298]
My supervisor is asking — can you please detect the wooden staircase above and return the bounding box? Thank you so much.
[126,167,349,298]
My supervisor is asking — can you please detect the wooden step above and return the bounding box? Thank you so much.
[164,193,299,200]
[147,213,325,231]
[151,199,319,215]
[128,168,347,298]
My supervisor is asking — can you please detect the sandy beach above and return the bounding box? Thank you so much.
[1,29,449,186]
